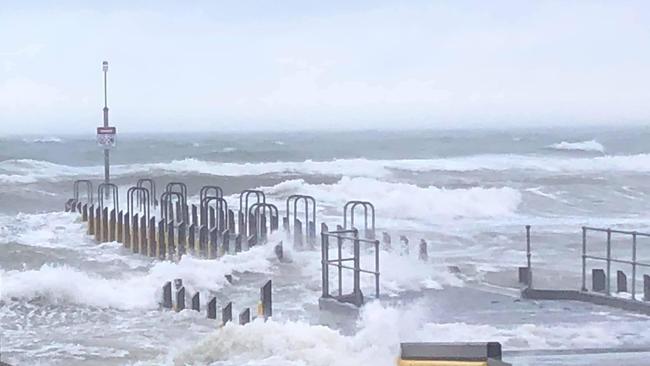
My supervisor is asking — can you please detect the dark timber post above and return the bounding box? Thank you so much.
[124,212,131,248]
[644,275,650,302]
[222,302,232,325]
[109,209,116,242]
[94,206,101,241]
[188,224,196,255]
[116,210,123,243]
[88,205,95,235]
[162,281,172,309]
[140,215,147,254]
[593,269,606,292]
[617,270,628,293]
[259,280,272,320]
[209,228,218,259]
[191,292,200,311]
[102,207,108,242]
[178,223,187,259]
[157,219,166,260]
[168,221,176,261]
[239,308,250,325]
[526,225,532,289]
[148,217,156,257]
[606,229,612,295]
[221,230,230,256]
[131,214,139,253]
[175,286,185,311]
[207,297,217,319]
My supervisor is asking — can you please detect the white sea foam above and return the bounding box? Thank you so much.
[23,136,64,144]
[171,301,650,366]
[548,139,605,153]
[0,247,275,309]
[5,152,650,184]
[264,177,522,220]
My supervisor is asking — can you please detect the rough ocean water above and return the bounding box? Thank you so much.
[2,126,650,365]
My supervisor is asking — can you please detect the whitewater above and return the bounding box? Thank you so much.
[2,127,650,365]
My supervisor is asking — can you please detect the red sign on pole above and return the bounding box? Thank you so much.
[97,126,117,148]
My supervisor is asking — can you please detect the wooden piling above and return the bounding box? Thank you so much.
[157,219,166,260]
[175,286,185,311]
[178,223,187,259]
[209,228,218,259]
[191,204,198,227]
[191,292,200,311]
[140,215,147,254]
[228,209,235,232]
[593,269,606,292]
[94,206,101,242]
[259,280,272,320]
[199,226,208,257]
[293,219,303,249]
[239,308,250,325]
[188,224,196,255]
[102,207,109,242]
[235,234,242,253]
[82,204,88,222]
[88,205,95,235]
[209,207,216,229]
[167,221,176,261]
[109,209,116,242]
[207,297,217,319]
[221,229,230,256]
[617,270,628,293]
[419,239,428,261]
[131,214,140,253]
[148,217,156,257]
[222,302,232,325]
[117,210,123,244]
[162,281,172,309]
[644,275,650,301]
[124,212,131,248]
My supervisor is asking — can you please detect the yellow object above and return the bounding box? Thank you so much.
[398,360,488,366]
[257,302,264,317]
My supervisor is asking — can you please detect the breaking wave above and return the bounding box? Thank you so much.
[4,152,650,184]
[23,136,64,144]
[547,139,605,153]
[264,177,522,220]
[0,246,275,309]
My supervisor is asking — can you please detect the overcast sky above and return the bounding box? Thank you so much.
[1,0,649,134]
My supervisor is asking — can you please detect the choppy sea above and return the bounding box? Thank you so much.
[2,127,650,365]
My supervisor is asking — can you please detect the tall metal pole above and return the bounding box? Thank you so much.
[102,61,110,194]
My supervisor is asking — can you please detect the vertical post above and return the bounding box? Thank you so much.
[239,308,250,325]
[175,286,185,311]
[88,205,95,235]
[632,232,637,300]
[102,207,108,242]
[94,207,101,242]
[581,227,587,292]
[321,223,329,298]
[109,209,116,242]
[191,292,200,311]
[140,216,147,255]
[148,217,156,257]
[124,212,130,247]
[353,229,360,297]
[222,302,232,325]
[259,280,272,320]
[209,228,218,259]
[606,229,612,295]
[336,225,343,297]
[162,281,172,309]
[207,297,217,319]
[375,240,380,298]
[191,204,198,227]
[131,214,139,253]
[157,219,166,259]
[221,230,230,256]
[102,61,110,193]
[116,210,123,244]
[177,223,187,259]
[526,225,532,289]
[188,224,196,255]
[168,221,176,261]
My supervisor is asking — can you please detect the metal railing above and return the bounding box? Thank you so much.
[582,226,650,300]
[321,223,380,304]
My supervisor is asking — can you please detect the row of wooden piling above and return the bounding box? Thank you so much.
[162,279,273,326]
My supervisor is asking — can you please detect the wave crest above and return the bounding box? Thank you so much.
[548,139,604,153]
